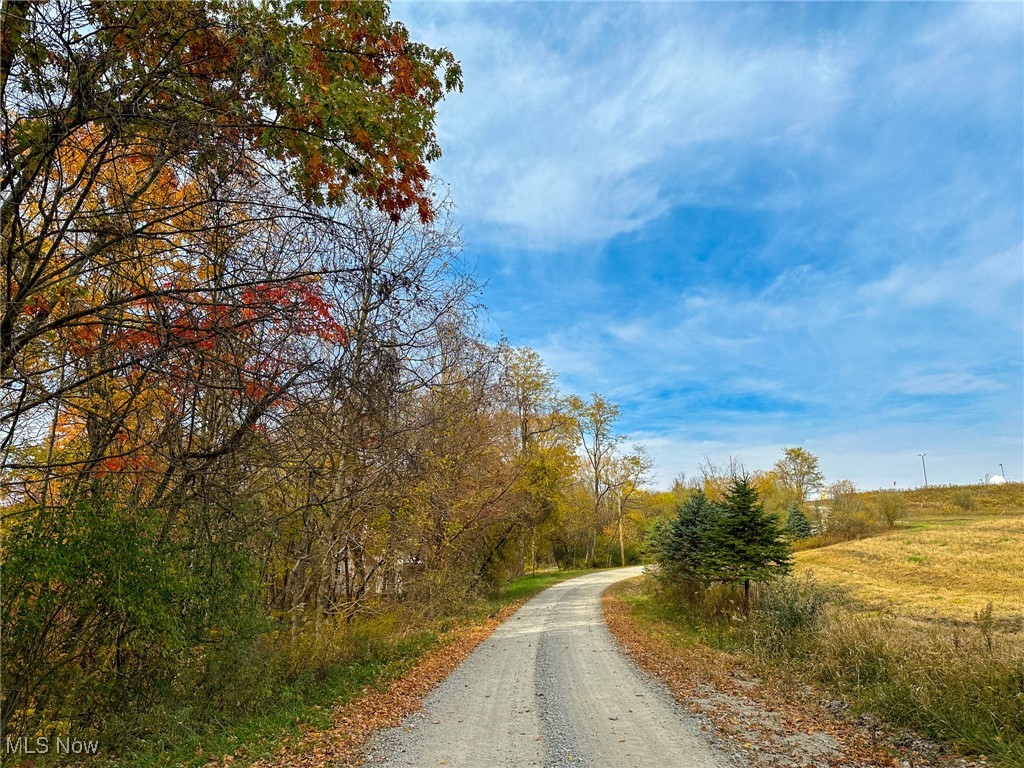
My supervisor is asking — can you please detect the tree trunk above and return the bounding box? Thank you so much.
[617,493,625,567]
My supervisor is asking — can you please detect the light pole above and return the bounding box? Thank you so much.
[918,453,928,488]
[999,463,1005,478]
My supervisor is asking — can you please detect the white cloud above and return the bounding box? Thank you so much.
[862,242,1024,328]
[896,372,1002,396]
[403,4,854,248]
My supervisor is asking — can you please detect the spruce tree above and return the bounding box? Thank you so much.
[785,503,813,539]
[704,475,792,608]
[656,490,719,584]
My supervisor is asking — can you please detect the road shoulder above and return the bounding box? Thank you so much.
[602,575,990,768]
[238,601,523,768]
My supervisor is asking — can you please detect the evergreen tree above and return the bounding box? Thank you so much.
[655,490,720,584]
[704,476,792,608]
[785,503,813,539]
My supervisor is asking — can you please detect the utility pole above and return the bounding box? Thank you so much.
[918,453,928,488]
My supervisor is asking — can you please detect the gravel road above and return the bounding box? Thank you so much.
[364,567,740,768]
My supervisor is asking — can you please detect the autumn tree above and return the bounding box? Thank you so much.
[564,393,624,564]
[773,447,825,502]
[606,446,653,566]
[253,201,480,621]
[0,0,462,741]
[698,454,744,501]
[2,0,461,473]
[496,346,578,574]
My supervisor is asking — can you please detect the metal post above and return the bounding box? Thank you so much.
[918,453,928,488]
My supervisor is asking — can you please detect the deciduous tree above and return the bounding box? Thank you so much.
[564,393,623,564]
[773,447,825,502]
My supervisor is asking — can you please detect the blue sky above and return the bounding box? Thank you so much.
[396,1,1024,490]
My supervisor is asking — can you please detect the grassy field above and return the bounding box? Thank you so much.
[797,483,1024,621]
[796,516,1024,620]
[617,483,1024,765]
[791,483,1024,763]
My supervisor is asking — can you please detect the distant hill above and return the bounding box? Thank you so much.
[796,482,1023,621]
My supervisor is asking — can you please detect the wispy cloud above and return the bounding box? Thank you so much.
[402,3,859,247]
[896,372,1002,397]
[397,1,1024,488]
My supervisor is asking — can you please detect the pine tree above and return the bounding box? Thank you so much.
[704,475,792,609]
[785,503,813,539]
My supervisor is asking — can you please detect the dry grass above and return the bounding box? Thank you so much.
[861,483,1024,520]
[796,484,1024,621]
[615,484,1024,765]
[796,516,1024,620]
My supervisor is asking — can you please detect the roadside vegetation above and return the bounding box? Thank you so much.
[2,3,652,763]
[5,568,596,768]
[641,478,1024,766]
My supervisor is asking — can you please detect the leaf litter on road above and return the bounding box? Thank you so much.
[232,601,528,768]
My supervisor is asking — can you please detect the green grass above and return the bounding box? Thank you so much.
[495,567,599,604]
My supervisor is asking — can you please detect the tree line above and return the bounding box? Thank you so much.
[0,0,657,744]
[648,445,906,611]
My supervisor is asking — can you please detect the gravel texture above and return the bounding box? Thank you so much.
[364,567,740,768]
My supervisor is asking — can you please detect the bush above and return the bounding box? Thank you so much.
[822,480,894,541]
[751,574,833,653]
[951,489,976,513]
[1,500,264,745]
[873,493,906,527]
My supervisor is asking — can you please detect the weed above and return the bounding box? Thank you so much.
[951,489,976,512]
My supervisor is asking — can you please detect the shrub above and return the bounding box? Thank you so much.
[752,574,832,650]
[1,501,263,742]
[873,493,906,527]
[951,489,976,513]
[822,480,895,541]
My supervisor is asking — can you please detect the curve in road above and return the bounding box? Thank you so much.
[364,567,740,768]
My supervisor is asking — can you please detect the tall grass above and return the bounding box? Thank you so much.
[634,576,1024,766]
[27,568,595,768]
[804,607,1024,760]
[752,579,1024,763]
[92,613,439,768]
